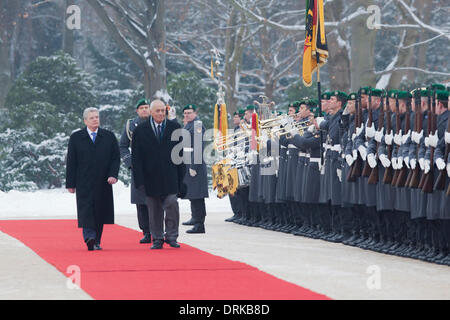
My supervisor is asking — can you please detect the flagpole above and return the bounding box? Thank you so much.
[317,65,324,166]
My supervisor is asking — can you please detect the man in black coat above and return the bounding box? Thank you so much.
[180,104,209,234]
[131,99,186,249]
[66,107,120,251]
[119,98,152,243]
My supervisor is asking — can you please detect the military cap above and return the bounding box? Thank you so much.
[309,98,318,107]
[431,83,445,91]
[331,90,348,100]
[397,91,412,100]
[347,92,358,101]
[135,98,149,109]
[246,104,257,111]
[183,104,197,112]
[321,92,332,100]
[360,86,371,95]
[388,89,398,98]
[436,90,449,101]
[371,88,383,97]
[238,109,245,116]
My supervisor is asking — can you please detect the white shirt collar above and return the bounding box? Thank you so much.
[87,127,98,135]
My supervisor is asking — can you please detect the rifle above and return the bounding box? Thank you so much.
[418,89,432,190]
[362,91,374,177]
[382,94,394,184]
[434,113,450,190]
[349,91,363,180]
[395,96,411,188]
[391,95,401,186]
[408,89,423,188]
[421,88,437,193]
[368,91,385,185]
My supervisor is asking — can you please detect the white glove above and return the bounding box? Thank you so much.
[410,158,416,170]
[436,158,446,170]
[379,154,391,168]
[424,159,430,174]
[189,168,197,177]
[352,133,357,141]
[445,131,450,144]
[346,154,354,167]
[367,153,377,168]
[404,156,410,169]
[337,168,342,182]
[419,158,425,171]
[358,145,367,161]
[316,117,325,128]
[447,162,450,178]
[356,125,364,137]
[412,130,423,144]
[428,131,438,148]
[397,156,403,169]
[391,157,398,170]
[374,129,384,143]
[167,106,176,120]
[402,130,411,144]
[307,124,315,133]
[385,131,393,145]
[394,130,403,146]
[366,124,375,139]
[352,149,358,160]
[424,137,430,147]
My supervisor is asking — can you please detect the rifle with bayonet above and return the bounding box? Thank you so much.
[395,95,411,188]
[408,88,423,188]
[391,94,402,186]
[421,88,437,193]
[362,90,374,177]
[368,90,386,185]
[382,93,394,184]
[349,90,363,181]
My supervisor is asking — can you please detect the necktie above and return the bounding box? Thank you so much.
[157,124,162,142]
[91,132,97,143]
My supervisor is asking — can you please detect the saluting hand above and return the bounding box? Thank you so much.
[107,177,118,185]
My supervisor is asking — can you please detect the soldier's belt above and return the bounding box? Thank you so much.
[298,152,309,158]
[288,144,296,149]
[309,157,321,163]
[324,144,342,153]
[281,145,287,149]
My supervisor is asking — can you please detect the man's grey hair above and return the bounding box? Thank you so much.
[83,107,99,120]
[150,99,165,110]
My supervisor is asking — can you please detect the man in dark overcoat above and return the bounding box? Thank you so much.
[119,98,152,243]
[66,107,120,251]
[131,99,186,249]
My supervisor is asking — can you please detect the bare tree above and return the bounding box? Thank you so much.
[86,0,168,100]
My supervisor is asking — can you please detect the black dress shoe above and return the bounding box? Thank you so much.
[94,244,102,250]
[86,238,95,251]
[186,225,205,234]
[140,234,152,244]
[182,219,195,226]
[151,240,164,249]
[164,239,180,248]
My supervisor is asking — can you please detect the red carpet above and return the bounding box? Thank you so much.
[0,219,330,300]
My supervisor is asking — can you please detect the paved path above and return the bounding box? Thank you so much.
[1,209,449,300]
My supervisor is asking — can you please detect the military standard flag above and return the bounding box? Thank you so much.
[302,0,329,87]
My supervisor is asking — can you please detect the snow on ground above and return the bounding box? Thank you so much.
[0,181,232,219]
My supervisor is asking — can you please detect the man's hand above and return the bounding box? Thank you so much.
[189,168,197,177]
[67,188,76,194]
[107,177,118,185]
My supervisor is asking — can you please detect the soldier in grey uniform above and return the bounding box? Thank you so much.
[181,104,209,233]
[119,98,152,243]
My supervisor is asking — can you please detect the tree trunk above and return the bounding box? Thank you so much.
[349,3,377,91]
[145,0,167,100]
